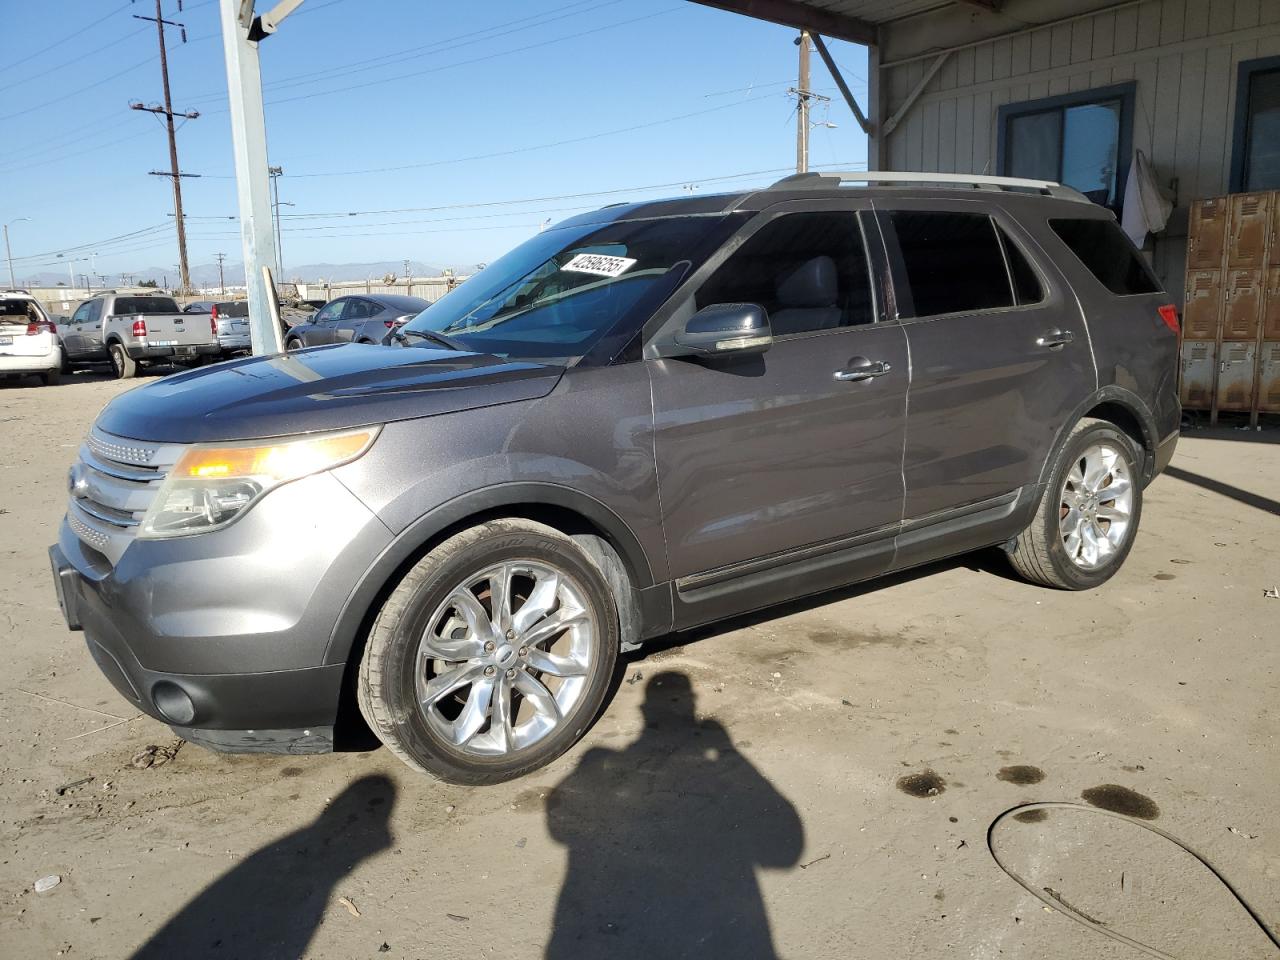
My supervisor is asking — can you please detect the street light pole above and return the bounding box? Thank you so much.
[4,218,31,289]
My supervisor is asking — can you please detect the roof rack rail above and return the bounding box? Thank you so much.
[768,170,1091,203]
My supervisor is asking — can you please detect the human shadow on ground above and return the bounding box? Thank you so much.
[131,774,395,959]
[545,671,803,959]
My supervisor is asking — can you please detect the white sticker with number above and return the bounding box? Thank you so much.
[561,253,637,278]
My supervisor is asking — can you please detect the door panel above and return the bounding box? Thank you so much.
[305,300,344,345]
[82,300,104,356]
[877,203,1092,520]
[63,302,90,357]
[648,203,907,598]
[651,326,909,582]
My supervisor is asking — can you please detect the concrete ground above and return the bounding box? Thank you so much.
[1,370,1277,960]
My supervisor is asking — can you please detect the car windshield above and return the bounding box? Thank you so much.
[399,214,738,362]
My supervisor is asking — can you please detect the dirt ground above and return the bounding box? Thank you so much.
[1,369,1277,960]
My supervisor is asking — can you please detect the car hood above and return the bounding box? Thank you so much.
[96,343,565,442]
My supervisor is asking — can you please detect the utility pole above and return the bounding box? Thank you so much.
[403,258,411,295]
[4,218,31,289]
[794,30,811,174]
[132,0,199,295]
[214,252,227,295]
[268,165,284,284]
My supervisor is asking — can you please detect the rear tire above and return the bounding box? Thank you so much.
[39,370,60,386]
[108,343,137,379]
[1007,418,1143,590]
[284,337,302,352]
[358,519,620,784]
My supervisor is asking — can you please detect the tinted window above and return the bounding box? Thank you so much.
[1242,65,1280,191]
[996,225,1044,305]
[0,299,38,320]
[344,299,376,320]
[696,212,873,335]
[1049,218,1160,295]
[214,301,249,317]
[112,297,180,315]
[888,211,1012,317]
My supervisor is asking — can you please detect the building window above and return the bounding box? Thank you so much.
[996,83,1136,212]
[1230,55,1280,193]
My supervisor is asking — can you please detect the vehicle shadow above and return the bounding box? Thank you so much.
[545,671,803,959]
[1163,465,1280,518]
[129,774,395,960]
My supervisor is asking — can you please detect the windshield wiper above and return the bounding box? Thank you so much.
[393,328,466,351]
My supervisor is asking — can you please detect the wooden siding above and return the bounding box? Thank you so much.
[878,0,1280,301]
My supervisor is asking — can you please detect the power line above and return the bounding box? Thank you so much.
[0,2,133,76]
[5,25,151,93]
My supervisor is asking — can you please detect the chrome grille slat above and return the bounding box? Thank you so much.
[68,428,186,564]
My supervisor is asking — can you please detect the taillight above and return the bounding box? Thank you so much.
[384,320,395,328]
[210,305,219,320]
[132,319,148,338]
[25,322,43,336]
[1157,304,1179,333]
[211,315,218,337]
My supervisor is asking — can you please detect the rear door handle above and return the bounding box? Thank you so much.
[1036,329,1075,348]
[834,357,893,382]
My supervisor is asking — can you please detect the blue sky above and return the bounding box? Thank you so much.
[2,0,868,281]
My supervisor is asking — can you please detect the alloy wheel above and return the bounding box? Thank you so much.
[414,561,594,757]
[1058,441,1133,570]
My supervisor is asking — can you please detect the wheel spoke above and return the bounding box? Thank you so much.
[1066,460,1086,491]
[1098,474,1131,499]
[1080,524,1100,566]
[525,647,589,678]
[522,607,586,648]
[421,662,484,708]
[514,670,561,722]
[1082,449,1113,492]
[1095,503,1129,522]
[449,676,495,745]
[511,568,560,634]
[490,675,514,752]
[449,588,497,642]
[487,564,513,633]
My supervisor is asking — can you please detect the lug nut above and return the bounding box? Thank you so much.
[505,668,516,679]
[483,665,496,678]
[506,629,516,640]
[518,646,528,657]
[484,640,495,652]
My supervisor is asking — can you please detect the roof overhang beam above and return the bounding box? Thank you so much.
[688,0,877,46]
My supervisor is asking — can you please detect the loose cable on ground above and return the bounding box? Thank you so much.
[987,801,1280,959]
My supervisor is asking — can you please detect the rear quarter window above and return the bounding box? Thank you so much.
[1049,218,1160,296]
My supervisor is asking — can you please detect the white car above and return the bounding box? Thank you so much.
[0,291,63,386]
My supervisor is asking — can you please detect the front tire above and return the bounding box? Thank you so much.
[1007,418,1143,590]
[358,519,620,784]
[108,342,137,379]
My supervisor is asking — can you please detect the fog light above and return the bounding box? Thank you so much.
[151,681,196,725]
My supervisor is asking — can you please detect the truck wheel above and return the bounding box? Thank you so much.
[108,343,137,379]
[1006,418,1143,590]
[358,518,620,784]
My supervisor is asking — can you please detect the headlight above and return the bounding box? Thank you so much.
[138,427,379,539]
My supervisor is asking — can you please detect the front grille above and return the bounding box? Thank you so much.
[67,427,187,565]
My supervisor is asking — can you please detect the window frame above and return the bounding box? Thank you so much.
[1229,54,1280,194]
[996,82,1137,213]
[872,201,1057,325]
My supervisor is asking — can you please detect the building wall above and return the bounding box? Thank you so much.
[876,0,1280,301]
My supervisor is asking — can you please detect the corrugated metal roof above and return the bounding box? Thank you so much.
[800,0,954,24]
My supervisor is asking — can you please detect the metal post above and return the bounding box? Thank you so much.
[3,224,14,289]
[269,165,284,283]
[796,30,810,174]
[218,0,284,354]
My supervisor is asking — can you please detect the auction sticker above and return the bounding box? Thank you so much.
[561,253,637,277]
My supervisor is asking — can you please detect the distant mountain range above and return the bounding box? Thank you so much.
[20,259,472,288]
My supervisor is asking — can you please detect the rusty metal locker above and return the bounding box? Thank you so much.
[1188,197,1228,269]
[1264,267,1280,341]
[1222,269,1263,340]
[1179,341,1216,409]
[1227,193,1270,267]
[1183,271,1221,340]
[1258,342,1280,413]
[1215,342,1256,411]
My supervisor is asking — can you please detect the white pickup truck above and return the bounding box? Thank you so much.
[60,292,220,379]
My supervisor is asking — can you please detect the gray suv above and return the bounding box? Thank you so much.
[49,172,1179,784]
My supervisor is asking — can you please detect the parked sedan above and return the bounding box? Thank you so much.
[283,294,429,350]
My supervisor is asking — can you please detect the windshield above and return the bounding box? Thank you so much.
[400,214,739,362]
[113,297,180,315]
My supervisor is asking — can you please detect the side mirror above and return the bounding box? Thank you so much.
[673,303,772,357]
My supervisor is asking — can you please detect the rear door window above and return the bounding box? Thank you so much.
[884,211,1013,317]
[1049,218,1160,295]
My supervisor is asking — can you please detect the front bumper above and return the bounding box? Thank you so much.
[50,471,394,752]
[125,342,221,362]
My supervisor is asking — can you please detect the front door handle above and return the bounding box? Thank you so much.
[834,357,893,382]
[1036,329,1075,348]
